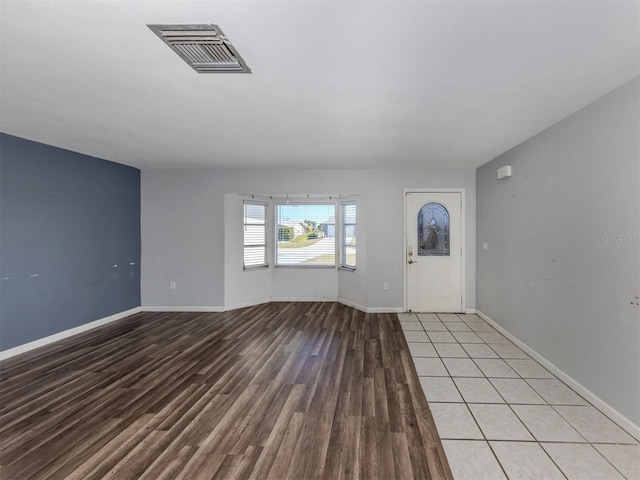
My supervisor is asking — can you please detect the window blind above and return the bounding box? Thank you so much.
[340,202,356,269]
[276,203,335,266]
[243,202,267,268]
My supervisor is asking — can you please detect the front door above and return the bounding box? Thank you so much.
[406,191,463,312]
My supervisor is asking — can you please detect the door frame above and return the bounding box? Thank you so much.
[403,188,466,313]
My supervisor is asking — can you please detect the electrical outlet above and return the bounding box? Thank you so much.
[170,281,176,289]
[383,282,389,290]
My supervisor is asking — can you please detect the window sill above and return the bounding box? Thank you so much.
[274,265,336,269]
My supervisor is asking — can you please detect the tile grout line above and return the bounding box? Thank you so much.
[441,313,524,480]
[439,318,594,477]
[436,313,514,480]
[403,312,638,480]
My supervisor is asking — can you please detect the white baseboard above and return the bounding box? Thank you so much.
[271,296,338,302]
[0,307,142,361]
[142,306,225,312]
[366,307,405,313]
[143,297,338,313]
[0,300,409,361]
[337,297,367,313]
[271,297,405,314]
[476,310,640,442]
[221,298,272,311]
[465,308,477,314]
[238,297,388,313]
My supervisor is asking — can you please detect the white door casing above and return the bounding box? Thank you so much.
[405,191,463,312]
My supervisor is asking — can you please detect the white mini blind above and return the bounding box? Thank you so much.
[340,202,356,269]
[276,203,335,266]
[243,202,267,268]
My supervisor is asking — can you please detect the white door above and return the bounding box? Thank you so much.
[406,191,463,312]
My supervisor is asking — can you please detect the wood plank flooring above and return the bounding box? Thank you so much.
[0,302,453,479]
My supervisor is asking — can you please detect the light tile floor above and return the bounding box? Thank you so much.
[400,312,640,480]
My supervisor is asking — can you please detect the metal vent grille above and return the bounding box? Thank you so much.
[148,24,251,74]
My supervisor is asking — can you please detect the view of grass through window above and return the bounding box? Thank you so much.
[276,204,335,266]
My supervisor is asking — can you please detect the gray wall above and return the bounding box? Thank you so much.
[0,133,141,350]
[477,78,640,426]
[141,168,476,311]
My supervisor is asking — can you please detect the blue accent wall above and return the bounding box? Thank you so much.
[0,133,141,350]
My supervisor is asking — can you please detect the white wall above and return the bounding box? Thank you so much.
[142,168,476,312]
[141,170,224,308]
[339,195,368,311]
[223,193,348,309]
[477,77,640,428]
[223,194,272,309]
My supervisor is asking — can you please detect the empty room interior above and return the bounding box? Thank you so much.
[1,1,639,479]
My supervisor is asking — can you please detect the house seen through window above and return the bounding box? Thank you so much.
[276,203,335,266]
[243,198,357,270]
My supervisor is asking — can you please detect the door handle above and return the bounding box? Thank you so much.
[408,259,417,264]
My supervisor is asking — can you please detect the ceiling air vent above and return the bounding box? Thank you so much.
[148,24,251,74]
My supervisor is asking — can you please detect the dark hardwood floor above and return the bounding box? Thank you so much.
[0,302,452,480]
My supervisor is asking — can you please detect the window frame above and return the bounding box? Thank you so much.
[274,201,337,268]
[340,201,357,270]
[243,200,269,270]
[418,202,450,256]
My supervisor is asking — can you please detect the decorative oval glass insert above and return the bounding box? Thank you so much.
[418,203,450,256]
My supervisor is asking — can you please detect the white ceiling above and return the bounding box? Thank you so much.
[1,1,638,170]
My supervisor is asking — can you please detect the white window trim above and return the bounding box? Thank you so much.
[243,200,269,270]
[274,201,337,268]
[340,201,356,271]
[402,188,466,313]
[241,195,362,271]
